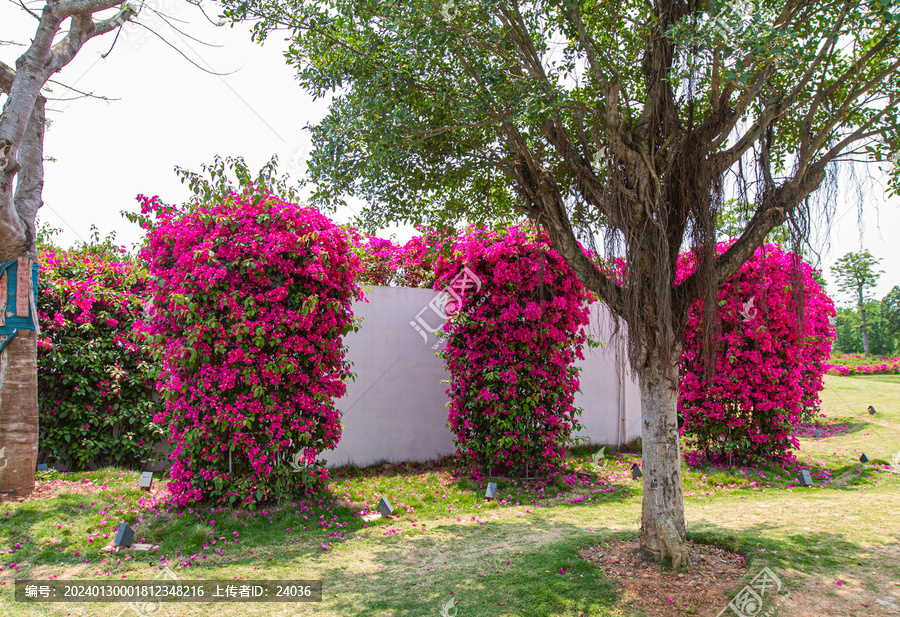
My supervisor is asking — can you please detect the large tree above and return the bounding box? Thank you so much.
[831,250,884,356]
[884,285,900,340]
[223,0,900,566]
[0,0,136,495]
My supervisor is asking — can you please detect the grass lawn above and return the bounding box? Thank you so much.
[1,374,898,616]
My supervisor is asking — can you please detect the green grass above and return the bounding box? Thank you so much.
[852,373,900,384]
[1,374,898,616]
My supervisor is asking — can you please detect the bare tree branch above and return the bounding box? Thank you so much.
[129,21,235,75]
[1,0,132,156]
[43,78,116,103]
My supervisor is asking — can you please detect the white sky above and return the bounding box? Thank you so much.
[2,0,899,304]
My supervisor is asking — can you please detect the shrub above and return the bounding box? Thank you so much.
[356,225,451,288]
[140,188,363,507]
[358,235,401,286]
[824,354,900,375]
[37,241,162,470]
[679,244,835,464]
[436,226,591,476]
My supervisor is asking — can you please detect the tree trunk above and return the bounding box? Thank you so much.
[0,91,43,497]
[859,306,872,358]
[638,348,690,570]
[0,330,38,495]
[859,290,870,357]
[0,0,136,497]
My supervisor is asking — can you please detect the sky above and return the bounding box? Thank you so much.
[2,0,899,305]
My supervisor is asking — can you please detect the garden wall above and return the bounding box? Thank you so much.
[323,285,642,468]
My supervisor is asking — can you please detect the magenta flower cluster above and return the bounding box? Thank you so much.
[357,225,450,288]
[678,244,836,464]
[433,226,592,476]
[37,246,162,470]
[137,188,363,507]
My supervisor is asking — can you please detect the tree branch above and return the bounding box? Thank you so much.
[815,96,900,168]
[49,5,136,72]
[676,166,827,312]
[541,117,617,224]
[0,60,14,94]
[510,152,624,316]
[1,0,131,161]
[805,59,900,161]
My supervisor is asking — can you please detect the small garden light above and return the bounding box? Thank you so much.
[377,496,393,518]
[798,470,813,487]
[868,406,876,416]
[114,523,135,547]
[631,464,642,480]
[140,472,153,491]
[859,453,869,463]
[485,482,498,499]
[813,429,822,439]
[36,463,47,472]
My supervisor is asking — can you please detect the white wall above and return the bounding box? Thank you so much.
[323,286,641,468]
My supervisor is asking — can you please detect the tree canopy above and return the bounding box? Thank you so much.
[884,285,900,335]
[831,249,885,305]
[224,0,900,365]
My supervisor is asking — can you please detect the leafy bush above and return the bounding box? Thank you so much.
[436,226,591,476]
[140,188,363,507]
[357,235,401,286]
[356,226,451,288]
[679,244,835,464]
[37,236,162,470]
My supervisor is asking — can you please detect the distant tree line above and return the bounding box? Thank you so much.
[832,287,900,356]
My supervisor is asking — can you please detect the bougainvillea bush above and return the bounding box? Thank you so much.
[38,243,163,470]
[357,235,401,286]
[436,226,592,476]
[679,244,836,464]
[139,189,363,507]
[356,225,452,288]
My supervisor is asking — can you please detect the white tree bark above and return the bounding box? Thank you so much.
[0,0,134,494]
[638,347,690,570]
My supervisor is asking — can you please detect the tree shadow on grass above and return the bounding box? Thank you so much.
[307,516,900,616]
[310,517,629,617]
[686,521,900,583]
[0,489,147,569]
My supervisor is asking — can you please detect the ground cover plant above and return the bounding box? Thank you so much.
[1,375,898,616]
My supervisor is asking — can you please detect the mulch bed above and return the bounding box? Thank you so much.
[0,478,107,504]
[580,539,748,616]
